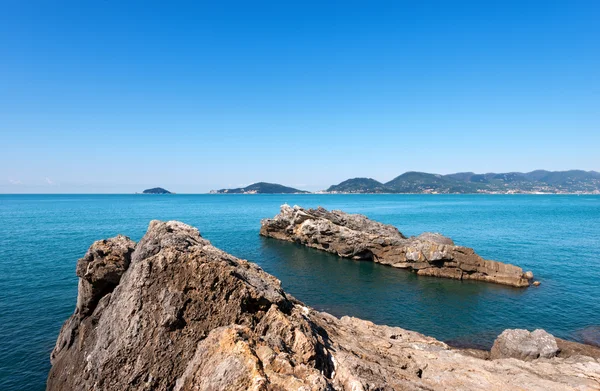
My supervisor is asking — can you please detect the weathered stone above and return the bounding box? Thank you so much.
[260,205,534,287]
[411,262,431,270]
[418,267,463,280]
[75,234,135,316]
[48,221,600,391]
[491,329,560,361]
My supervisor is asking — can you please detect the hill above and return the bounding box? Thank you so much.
[326,178,390,193]
[212,182,310,194]
[142,187,172,194]
[325,170,600,194]
[384,172,480,193]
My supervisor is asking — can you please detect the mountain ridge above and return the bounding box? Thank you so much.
[326,170,600,194]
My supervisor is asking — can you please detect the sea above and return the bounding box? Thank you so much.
[1,194,599,390]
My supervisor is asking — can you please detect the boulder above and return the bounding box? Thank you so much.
[260,205,534,287]
[491,329,560,360]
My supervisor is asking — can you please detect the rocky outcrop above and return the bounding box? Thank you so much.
[75,235,136,316]
[491,329,560,361]
[260,205,534,287]
[47,220,600,390]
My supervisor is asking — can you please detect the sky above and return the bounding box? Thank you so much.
[1,0,599,193]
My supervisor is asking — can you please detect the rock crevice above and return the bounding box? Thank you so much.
[260,205,534,287]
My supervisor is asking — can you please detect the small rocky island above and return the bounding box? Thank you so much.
[142,187,172,194]
[47,221,600,390]
[211,182,310,194]
[261,205,535,287]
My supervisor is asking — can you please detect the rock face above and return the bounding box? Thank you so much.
[260,205,534,287]
[48,221,600,391]
[491,329,560,361]
[75,235,136,316]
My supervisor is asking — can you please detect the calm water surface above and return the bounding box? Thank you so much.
[1,194,599,390]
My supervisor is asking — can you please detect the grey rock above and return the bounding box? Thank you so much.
[260,205,534,287]
[491,329,560,360]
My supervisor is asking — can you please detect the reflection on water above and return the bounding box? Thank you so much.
[258,237,527,349]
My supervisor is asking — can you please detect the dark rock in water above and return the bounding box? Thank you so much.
[260,205,534,287]
[490,329,559,361]
[47,221,600,390]
[577,326,600,347]
[444,330,501,351]
[142,187,172,194]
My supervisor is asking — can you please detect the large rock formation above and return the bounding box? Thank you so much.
[260,205,534,287]
[47,220,600,390]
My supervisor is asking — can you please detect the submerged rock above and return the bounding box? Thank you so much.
[491,329,560,360]
[48,220,600,390]
[577,326,600,348]
[260,205,534,287]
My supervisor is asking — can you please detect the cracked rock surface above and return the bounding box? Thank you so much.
[260,204,534,287]
[48,220,600,390]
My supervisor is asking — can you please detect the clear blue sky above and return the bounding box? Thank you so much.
[1,0,598,193]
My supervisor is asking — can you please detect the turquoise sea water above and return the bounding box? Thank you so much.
[1,194,600,390]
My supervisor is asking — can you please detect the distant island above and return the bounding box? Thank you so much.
[210,182,309,194]
[325,170,600,194]
[142,187,172,194]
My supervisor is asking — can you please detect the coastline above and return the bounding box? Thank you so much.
[47,220,600,390]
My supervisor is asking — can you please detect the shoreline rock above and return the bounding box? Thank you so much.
[47,220,600,390]
[491,329,560,361]
[260,205,534,288]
